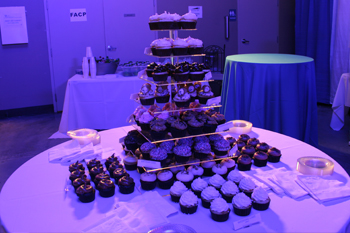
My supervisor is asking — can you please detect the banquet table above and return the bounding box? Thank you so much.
[221,53,318,147]
[331,73,350,131]
[58,74,146,134]
[1,126,350,232]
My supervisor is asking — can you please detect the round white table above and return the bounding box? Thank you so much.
[1,126,350,232]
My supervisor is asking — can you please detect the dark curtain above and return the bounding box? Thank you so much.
[295,0,333,104]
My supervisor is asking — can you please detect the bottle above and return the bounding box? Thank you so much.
[89,57,97,78]
[82,57,89,78]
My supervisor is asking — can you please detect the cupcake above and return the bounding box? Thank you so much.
[238,134,250,143]
[238,177,256,197]
[177,137,194,147]
[133,106,147,126]
[193,142,211,159]
[152,65,168,82]
[211,112,226,125]
[76,183,95,203]
[180,12,197,29]
[256,142,270,152]
[186,83,197,102]
[139,83,155,106]
[210,197,230,222]
[225,137,236,148]
[89,166,104,182]
[193,135,210,144]
[232,192,252,216]
[247,137,260,147]
[140,172,157,190]
[97,179,115,197]
[140,142,157,160]
[166,115,179,131]
[220,158,236,173]
[69,161,85,173]
[148,13,159,30]
[199,63,211,74]
[94,172,110,186]
[150,148,168,167]
[187,118,204,135]
[241,145,256,158]
[173,87,191,108]
[251,186,271,210]
[170,119,188,138]
[107,161,123,176]
[169,162,186,175]
[187,37,203,54]
[197,85,214,105]
[157,11,181,29]
[253,151,268,167]
[181,110,197,122]
[187,165,204,179]
[157,169,174,189]
[267,147,282,162]
[146,62,157,77]
[193,81,202,93]
[220,180,239,203]
[232,149,241,162]
[173,145,192,163]
[173,65,190,82]
[176,170,194,188]
[86,158,101,172]
[123,154,138,171]
[212,164,228,179]
[227,170,243,185]
[213,139,231,156]
[208,134,224,149]
[235,139,246,151]
[237,154,252,171]
[170,181,188,202]
[118,174,135,194]
[201,186,221,208]
[105,154,120,170]
[159,141,175,159]
[72,176,90,191]
[191,177,208,198]
[208,173,226,190]
[201,157,216,176]
[150,120,167,141]
[189,63,205,81]
[112,167,127,184]
[203,117,218,133]
[172,38,189,55]
[155,38,172,56]
[179,190,198,214]
[155,85,170,103]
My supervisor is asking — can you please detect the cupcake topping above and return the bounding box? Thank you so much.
[187,165,204,176]
[150,148,167,161]
[227,170,243,183]
[220,158,236,168]
[171,119,187,130]
[221,180,239,196]
[139,112,154,124]
[139,83,154,98]
[201,186,220,201]
[212,164,228,175]
[253,151,268,160]
[198,85,214,97]
[214,139,231,151]
[157,170,173,181]
[141,172,157,182]
[176,170,194,182]
[140,142,157,153]
[208,174,226,188]
[180,190,198,206]
[76,183,94,195]
[173,145,192,157]
[267,147,281,156]
[170,181,188,195]
[97,179,115,189]
[191,177,208,191]
[118,174,134,186]
[181,11,198,21]
[251,186,270,203]
[194,142,211,153]
[159,141,175,153]
[239,177,256,191]
[232,192,252,209]
[210,197,230,213]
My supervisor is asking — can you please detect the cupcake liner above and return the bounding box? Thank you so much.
[118,183,135,194]
[252,199,270,211]
[124,142,138,153]
[175,154,191,163]
[141,152,151,160]
[174,100,190,108]
[156,95,170,103]
[152,73,168,82]
[188,47,203,55]
[149,22,158,30]
[189,72,205,81]
[198,96,212,105]
[172,47,189,55]
[78,190,96,203]
[170,127,187,138]
[268,155,281,163]
[146,69,154,77]
[180,204,198,214]
[180,21,197,29]
[158,177,174,189]
[211,210,230,222]
[124,163,137,171]
[237,162,252,171]
[140,180,157,190]
[179,180,193,189]
[191,189,202,198]
[187,125,203,135]
[151,47,157,56]
[254,159,268,167]
[202,167,214,176]
[158,21,180,30]
[201,198,211,208]
[99,187,115,197]
[226,166,236,173]
[213,149,229,156]
[170,194,181,203]
[150,130,167,141]
[194,151,209,159]
[220,192,234,203]
[140,98,155,106]
[155,48,172,56]
[233,205,252,216]
[203,124,218,133]
[173,73,190,82]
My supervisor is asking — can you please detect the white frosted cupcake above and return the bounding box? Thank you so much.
[149,13,159,30]
[191,177,208,198]
[208,174,226,190]
[201,158,216,176]
[170,181,188,203]
[212,164,228,179]
[210,197,230,222]
[201,186,221,208]
[227,169,243,185]
[232,192,252,216]
[176,170,194,188]
[172,38,188,55]
[251,186,270,211]
[140,172,157,190]
[180,11,197,29]
[179,190,198,214]
[220,181,239,203]
[157,169,174,189]
[187,165,204,179]
[238,177,256,198]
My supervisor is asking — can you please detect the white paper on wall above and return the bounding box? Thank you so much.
[0,6,28,45]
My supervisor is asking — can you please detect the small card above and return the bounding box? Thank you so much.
[233,214,261,231]
[137,159,161,169]
[204,71,212,80]
[217,121,234,132]
[119,136,126,144]
[207,96,221,105]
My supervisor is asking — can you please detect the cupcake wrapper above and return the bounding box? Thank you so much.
[158,21,181,30]
[151,47,157,56]
[187,125,203,135]
[170,194,181,203]
[215,172,228,180]
[156,95,170,103]
[226,166,236,173]
[203,124,218,133]
[141,152,151,160]
[149,22,159,30]
[152,74,168,82]
[179,180,193,189]
[211,210,230,222]
[254,159,268,167]
[150,130,167,141]
[194,151,209,159]
[173,73,190,82]
[118,183,135,194]
[202,167,214,176]
[190,72,205,81]
[213,149,229,156]
[99,187,115,197]
[174,100,190,108]
[175,154,190,163]
[172,47,189,55]
[146,69,154,77]
[201,198,211,208]
[78,190,95,203]
[188,47,203,55]
[155,48,172,56]
[180,21,197,29]
[124,163,137,171]
[140,180,157,190]
[191,189,202,198]
[180,204,198,214]
[113,175,126,185]
[233,206,252,216]
[140,98,155,106]
[198,96,212,105]
[124,142,138,153]
[268,155,281,163]
[158,177,174,189]
[170,127,187,138]
[241,190,253,198]
[220,192,234,203]
[252,200,270,211]
[237,162,252,171]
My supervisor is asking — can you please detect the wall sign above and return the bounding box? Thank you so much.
[0,6,28,45]
[229,9,236,21]
[188,6,202,18]
[70,8,87,22]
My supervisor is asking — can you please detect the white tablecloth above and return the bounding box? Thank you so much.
[58,74,146,133]
[1,126,350,232]
[331,73,350,130]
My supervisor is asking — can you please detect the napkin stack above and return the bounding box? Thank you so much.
[48,140,115,164]
[83,191,178,232]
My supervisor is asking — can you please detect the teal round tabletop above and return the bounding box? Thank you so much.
[226,53,314,64]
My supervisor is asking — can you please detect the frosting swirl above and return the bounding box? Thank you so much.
[201,186,220,201]
[157,170,173,181]
[170,181,188,196]
[221,181,239,196]
[208,174,226,188]
[227,170,243,183]
[191,177,208,191]
[251,186,270,204]
[239,177,256,192]
[210,197,230,213]
[180,190,198,207]
[232,192,252,209]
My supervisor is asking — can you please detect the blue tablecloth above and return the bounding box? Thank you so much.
[221,53,318,146]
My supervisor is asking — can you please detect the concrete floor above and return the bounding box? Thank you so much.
[0,103,349,232]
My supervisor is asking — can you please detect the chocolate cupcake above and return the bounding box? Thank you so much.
[76,183,95,203]
[203,117,218,133]
[170,181,188,203]
[220,158,236,173]
[89,165,104,182]
[72,175,91,191]
[155,38,172,56]
[97,179,115,197]
[198,85,214,105]
[138,111,154,131]
[155,84,170,103]
[169,162,186,175]
[148,14,159,30]
[186,83,197,102]
[173,87,191,108]
[187,118,204,135]
[112,167,127,184]
[238,134,250,143]
[208,173,226,190]
[253,151,268,167]
[172,38,189,55]
[176,170,194,188]
[227,169,243,185]
[210,197,230,222]
[201,157,216,176]
[251,187,271,211]
[208,134,224,149]
[123,153,138,171]
[173,145,192,163]
[241,145,256,158]
[105,154,120,170]
[107,161,123,177]
[179,191,199,214]
[232,192,252,216]
[180,12,197,29]
[247,137,260,147]
[225,137,236,148]
[150,147,168,167]
[177,137,194,148]
[166,115,179,131]
[181,110,197,122]
[94,172,110,186]
[212,164,228,179]
[235,139,246,151]
[201,186,220,208]
[220,180,239,203]
[69,161,85,173]
[211,112,226,125]
[267,147,282,162]
[238,177,256,198]
[191,177,208,198]
[256,142,270,152]
[69,169,85,183]
[187,37,203,54]
[86,159,101,172]
[189,63,205,81]
[159,141,175,160]
[138,83,155,106]
[173,65,190,82]
[140,172,157,190]
[187,165,204,179]
[170,119,188,138]
[193,142,211,159]
[150,120,167,141]
[118,174,135,194]
[157,169,174,189]
[152,65,168,82]
[237,154,252,171]
[140,142,157,160]
[146,62,157,77]
[213,139,231,156]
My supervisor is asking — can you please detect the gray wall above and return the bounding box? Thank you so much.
[0,1,52,111]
